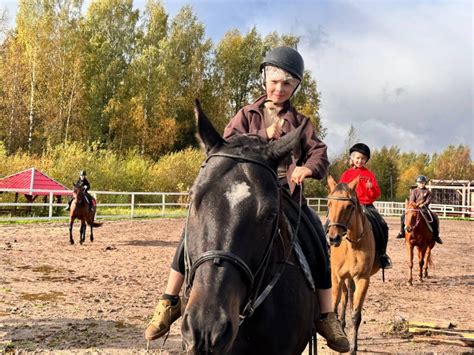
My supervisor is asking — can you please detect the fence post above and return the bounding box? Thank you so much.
[49,192,53,220]
[162,194,165,215]
[131,193,135,218]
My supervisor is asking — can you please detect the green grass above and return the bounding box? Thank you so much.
[0,207,188,224]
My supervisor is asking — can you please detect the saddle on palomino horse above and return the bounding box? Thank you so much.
[360,205,389,264]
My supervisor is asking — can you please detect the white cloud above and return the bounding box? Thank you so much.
[3,0,472,156]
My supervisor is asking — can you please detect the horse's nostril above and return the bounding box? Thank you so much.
[329,234,342,246]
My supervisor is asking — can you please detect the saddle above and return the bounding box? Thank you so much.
[361,205,388,255]
[280,189,329,291]
[419,207,434,233]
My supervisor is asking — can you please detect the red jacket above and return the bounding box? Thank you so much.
[339,166,381,205]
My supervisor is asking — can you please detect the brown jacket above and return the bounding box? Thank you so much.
[223,95,329,195]
[410,187,432,207]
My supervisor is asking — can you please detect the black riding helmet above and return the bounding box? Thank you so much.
[80,170,87,177]
[416,175,428,183]
[260,46,305,81]
[349,143,371,161]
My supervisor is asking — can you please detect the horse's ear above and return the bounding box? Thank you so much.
[195,99,224,153]
[327,175,337,192]
[348,175,360,190]
[268,118,308,162]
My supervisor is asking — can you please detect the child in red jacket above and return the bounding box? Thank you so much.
[339,143,392,269]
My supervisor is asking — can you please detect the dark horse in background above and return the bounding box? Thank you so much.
[180,100,317,354]
[404,201,435,286]
[69,184,101,245]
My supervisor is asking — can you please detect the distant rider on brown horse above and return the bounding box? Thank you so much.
[65,171,93,211]
[396,175,443,244]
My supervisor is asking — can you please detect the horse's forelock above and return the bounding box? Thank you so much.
[334,183,355,196]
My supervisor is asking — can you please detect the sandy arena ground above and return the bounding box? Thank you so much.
[0,217,473,354]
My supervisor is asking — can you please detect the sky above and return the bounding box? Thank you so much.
[2,0,473,158]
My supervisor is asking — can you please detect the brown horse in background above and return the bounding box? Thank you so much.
[404,201,435,285]
[326,175,380,354]
[69,184,102,245]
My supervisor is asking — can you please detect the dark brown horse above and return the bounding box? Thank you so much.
[404,201,435,285]
[180,100,317,354]
[69,185,101,245]
[326,175,379,354]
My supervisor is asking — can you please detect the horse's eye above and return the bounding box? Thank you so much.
[264,210,278,222]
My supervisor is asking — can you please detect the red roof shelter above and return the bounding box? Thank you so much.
[0,167,71,197]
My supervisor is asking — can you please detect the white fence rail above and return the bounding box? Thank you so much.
[307,198,474,219]
[0,189,188,221]
[1,189,473,221]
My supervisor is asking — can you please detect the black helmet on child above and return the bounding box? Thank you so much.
[260,46,305,81]
[349,143,371,161]
[80,170,87,177]
[416,175,428,183]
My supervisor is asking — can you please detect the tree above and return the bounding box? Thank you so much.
[16,0,45,152]
[395,151,430,200]
[209,28,262,132]
[368,146,399,200]
[157,5,212,150]
[0,32,30,153]
[430,145,474,180]
[81,0,139,145]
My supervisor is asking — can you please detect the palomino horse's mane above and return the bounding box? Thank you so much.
[333,182,357,196]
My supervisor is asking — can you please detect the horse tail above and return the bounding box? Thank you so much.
[92,222,103,227]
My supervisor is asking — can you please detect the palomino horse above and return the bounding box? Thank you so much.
[326,176,379,354]
[404,201,435,286]
[180,100,318,354]
[69,185,101,245]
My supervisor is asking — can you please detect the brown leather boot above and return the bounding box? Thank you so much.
[315,312,350,353]
[145,297,181,341]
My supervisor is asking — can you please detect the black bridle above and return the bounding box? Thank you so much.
[326,194,362,243]
[183,152,296,323]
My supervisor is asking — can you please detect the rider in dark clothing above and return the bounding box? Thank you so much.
[65,171,93,211]
[396,175,442,244]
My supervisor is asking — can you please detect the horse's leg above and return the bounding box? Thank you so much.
[331,272,343,317]
[350,277,370,355]
[423,246,432,278]
[406,241,414,286]
[339,279,349,331]
[89,213,94,242]
[80,220,86,245]
[90,223,94,242]
[418,247,426,282]
[69,218,75,245]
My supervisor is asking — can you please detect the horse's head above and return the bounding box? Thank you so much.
[326,175,360,247]
[73,184,85,204]
[405,201,420,233]
[181,100,305,354]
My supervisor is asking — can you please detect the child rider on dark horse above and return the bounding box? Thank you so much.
[145,46,350,353]
[65,171,93,211]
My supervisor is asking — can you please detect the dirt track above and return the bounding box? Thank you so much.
[0,217,473,354]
